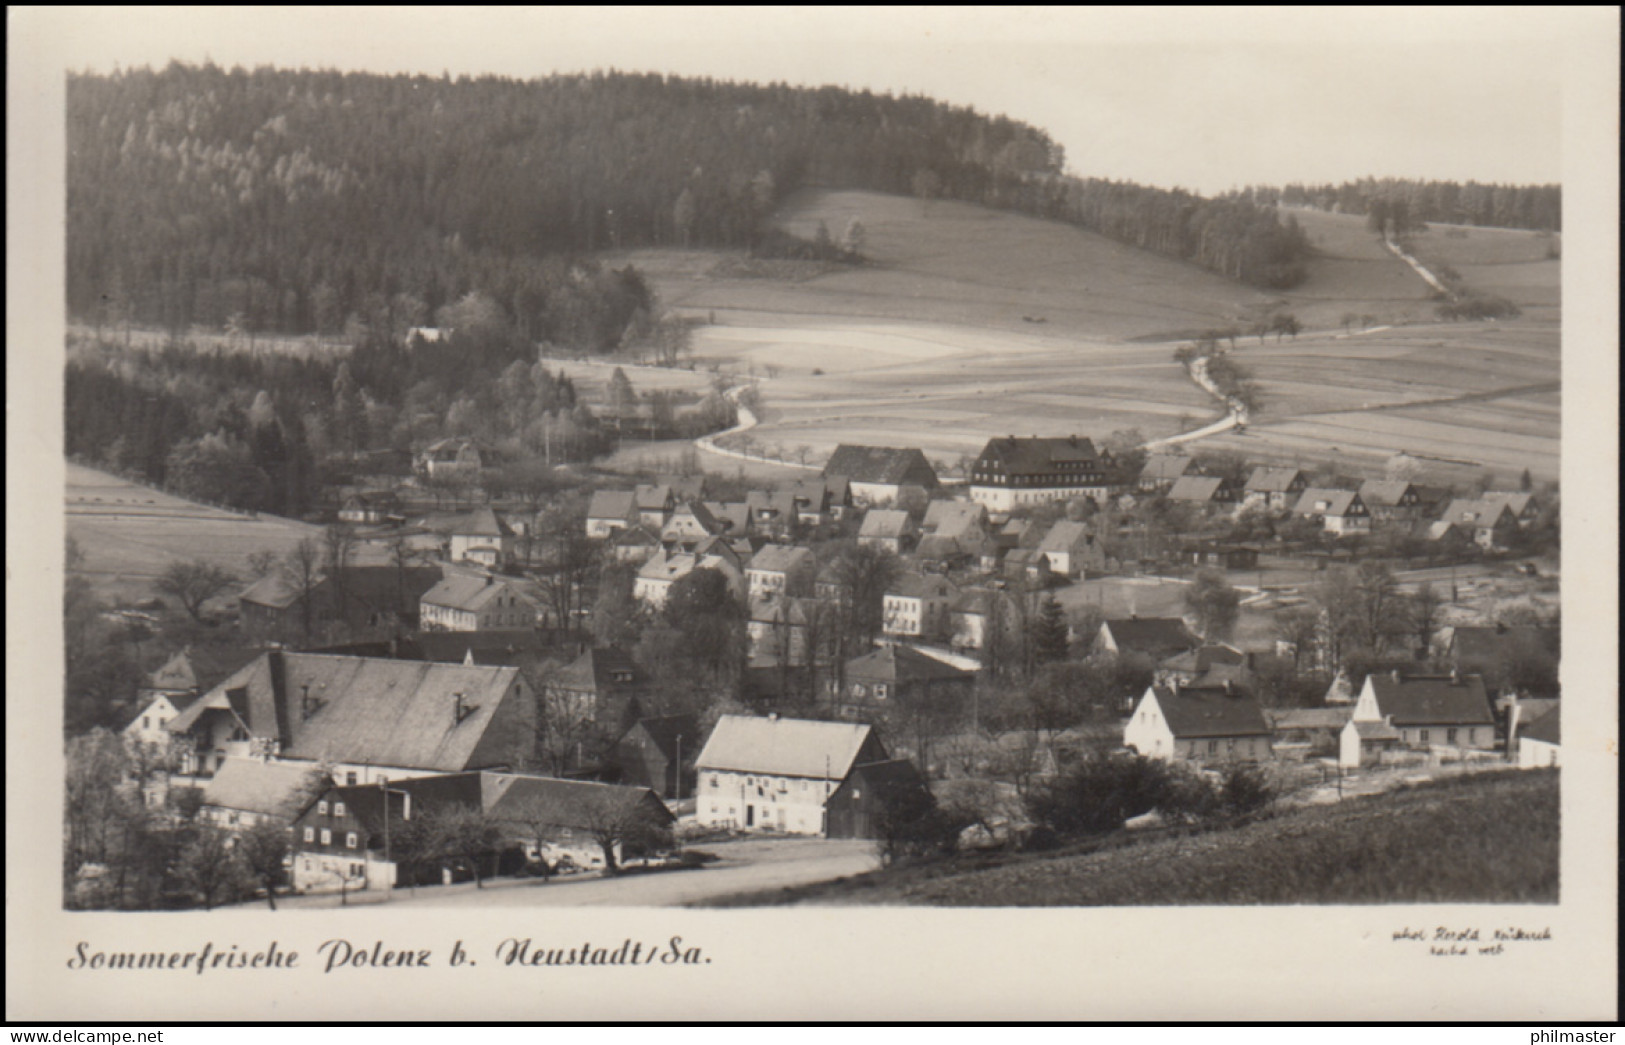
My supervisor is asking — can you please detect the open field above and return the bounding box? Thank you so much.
[66,462,327,605]
[701,768,1558,907]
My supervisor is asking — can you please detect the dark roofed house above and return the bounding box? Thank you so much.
[1138,455,1199,492]
[662,500,724,547]
[1094,617,1202,663]
[1440,624,1559,695]
[1357,480,1428,521]
[1292,488,1371,535]
[839,643,977,720]
[1165,475,1237,505]
[1185,541,1259,570]
[586,490,638,538]
[633,484,675,529]
[1341,671,1496,765]
[825,758,932,840]
[968,434,1116,511]
[239,566,442,642]
[1437,498,1519,550]
[823,444,939,506]
[1125,683,1273,763]
[1242,467,1307,511]
[614,714,700,798]
[547,646,649,738]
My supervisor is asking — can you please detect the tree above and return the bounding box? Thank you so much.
[606,367,636,416]
[1274,605,1323,673]
[1028,752,1174,837]
[425,806,503,888]
[826,541,903,657]
[1405,583,1447,658]
[280,537,324,641]
[64,730,133,876]
[662,567,747,688]
[580,792,673,875]
[842,218,866,255]
[874,785,964,866]
[237,819,292,911]
[176,824,247,911]
[591,562,645,649]
[156,559,239,622]
[1184,569,1240,642]
[1029,596,1070,666]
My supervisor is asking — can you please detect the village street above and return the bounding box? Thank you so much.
[260,836,880,910]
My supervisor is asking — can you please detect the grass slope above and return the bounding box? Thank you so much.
[701,769,1558,907]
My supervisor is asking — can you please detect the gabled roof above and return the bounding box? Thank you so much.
[456,507,513,538]
[1439,498,1516,528]
[1166,475,1229,502]
[1422,520,1466,542]
[915,534,968,561]
[203,758,327,818]
[1293,488,1365,517]
[1159,644,1245,673]
[421,573,531,614]
[1265,707,1353,732]
[838,758,926,795]
[858,509,914,540]
[1101,618,1200,655]
[975,435,1102,472]
[553,647,644,695]
[634,484,673,511]
[624,714,701,761]
[1479,491,1537,517]
[1519,705,1560,745]
[696,715,878,778]
[612,523,662,548]
[484,773,674,830]
[887,573,958,601]
[1365,673,1494,727]
[749,596,812,626]
[845,643,976,685]
[238,572,306,610]
[1037,519,1095,554]
[587,489,637,521]
[824,444,939,487]
[1244,467,1305,493]
[1357,480,1419,507]
[1140,455,1195,481]
[922,500,985,537]
[146,646,266,696]
[1149,685,1272,739]
[1349,720,1403,741]
[747,544,815,575]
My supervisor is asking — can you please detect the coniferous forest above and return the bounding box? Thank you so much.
[68,62,1322,340]
[1236,177,1560,232]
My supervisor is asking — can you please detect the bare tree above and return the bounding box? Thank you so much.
[237,819,292,910]
[580,792,673,875]
[280,537,324,641]
[425,806,503,888]
[156,559,239,622]
[322,522,359,627]
[176,824,247,910]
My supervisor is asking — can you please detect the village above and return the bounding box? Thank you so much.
[69,424,1561,910]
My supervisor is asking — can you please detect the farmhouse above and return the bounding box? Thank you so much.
[1124,682,1274,764]
[746,544,817,600]
[609,523,662,564]
[1356,480,1434,521]
[419,572,537,632]
[967,435,1116,511]
[164,651,534,782]
[694,714,890,834]
[1292,488,1371,535]
[1035,519,1105,578]
[857,509,917,554]
[1478,491,1542,528]
[883,573,959,640]
[660,500,725,548]
[788,476,850,523]
[1093,617,1202,664]
[1436,499,1519,550]
[585,490,638,538]
[1137,455,1199,492]
[915,500,993,568]
[633,484,675,529]
[744,489,800,539]
[823,444,939,507]
[837,643,976,720]
[127,647,265,748]
[1437,624,1558,694]
[448,507,516,568]
[825,759,931,840]
[1241,467,1307,511]
[546,646,649,736]
[1165,475,1237,506]
[1341,670,1496,765]
[1516,706,1560,768]
[200,757,326,831]
[238,566,442,640]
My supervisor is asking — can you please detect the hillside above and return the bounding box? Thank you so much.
[701,769,1559,907]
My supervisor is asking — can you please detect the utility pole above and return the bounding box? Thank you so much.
[674,734,682,802]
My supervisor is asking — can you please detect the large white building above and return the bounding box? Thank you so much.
[967,435,1117,511]
[694,715,889,835]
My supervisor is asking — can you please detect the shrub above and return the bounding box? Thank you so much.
[1027,753,1174,837]
[875,787,968,866]
[1220,764,1276,817]
[1160,763,1222,824]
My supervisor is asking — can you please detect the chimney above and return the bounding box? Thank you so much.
[453,691,465,726]
[301,683,313,720]
[1450,667,1461,685]
[1390,669,1401,684]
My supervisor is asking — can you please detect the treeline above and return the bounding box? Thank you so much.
[67,63,1061,337]
[1235,177,1561,232]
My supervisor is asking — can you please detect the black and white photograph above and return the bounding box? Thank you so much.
[8,6,1618,1023]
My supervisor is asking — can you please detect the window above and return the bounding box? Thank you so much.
[351,863,363,877]
[346,832,358,849]
[334,802,346,818]
[1466,729,1475,745]
[304,827,315,843]
[143,716,151,730]
[1447,728,1458,744]
[346,772,358,786]
[320,829,331,846]
[1419,729,1430,743]
[317,801,328,816]
[709,776,718,789]
[1208,741,1218,755]
[875,683,889,701]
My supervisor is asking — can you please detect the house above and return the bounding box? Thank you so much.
[1436,499,1519,550]
[1155,644,1246,687]
[126,646,265,748]
[415,437,483,482]
[914,500,992,568]
[694,714,890,834]
[968,435,1116,511]
[1165,475,1237,506]
[704,502,752,539]
[163,651,535,782]
[1438,624,1559,695]
[1241,467,1308,511]
[290,772,674,893]
[1292,488,1371,535]
[1419,519,1473,553]
[1479,491,1542,529]
[744,489,800,539]
[338,490,403,525]
[1001,547,1051,585]
[825,759,932,839]
[419,572,538,632]
[546,646,649,738]
[1338,670,1496,766]
[747,596,815,666]
[837,643,976,720]
[746,544,817,600]
[1093,617,1202,664]
[788,477,848,524]
[1124,682,1274,763]
[1138,455,1199,492]
[449,507,516,567]
[659,474,708,503]
[949,588,1018,653]
[1357,480,1429,521]
[238,567,443,641]
[609,523,662,564]
[857,509,917,554]
[823,445,939,507]
[883,573,959,640]
[661,500,724,548]
[614,714,700,798]
[633,484,674,529]
[1035,520,1105,578]
[1516,706,1560,768]
[633,544,745,608]
[585,490,638,538]
[1185,541,1259,570]
[201,758,328,831]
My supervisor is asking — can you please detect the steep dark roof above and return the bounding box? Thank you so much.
[845,644,976,685]
[1520,705,1560,745]
[553,647,644,695]
[1366,673,1494,727]
[1357,480,1419,507]
[457,507,513,538]
[824,445,939,488]
[837,758,926,795]
[587,489,637,521]
[1151,685,1272,739]
[1159,644,1246,673]
[1102,618,1200,656]
[1166,476,1229,502]
[1140,456,1195,481]
[625,714,701,762]
[974,435,1103,474]
[1244,467,1304,493]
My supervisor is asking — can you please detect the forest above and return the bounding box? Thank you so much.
[1236,177,1561,232]
[68,63,1317,341]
